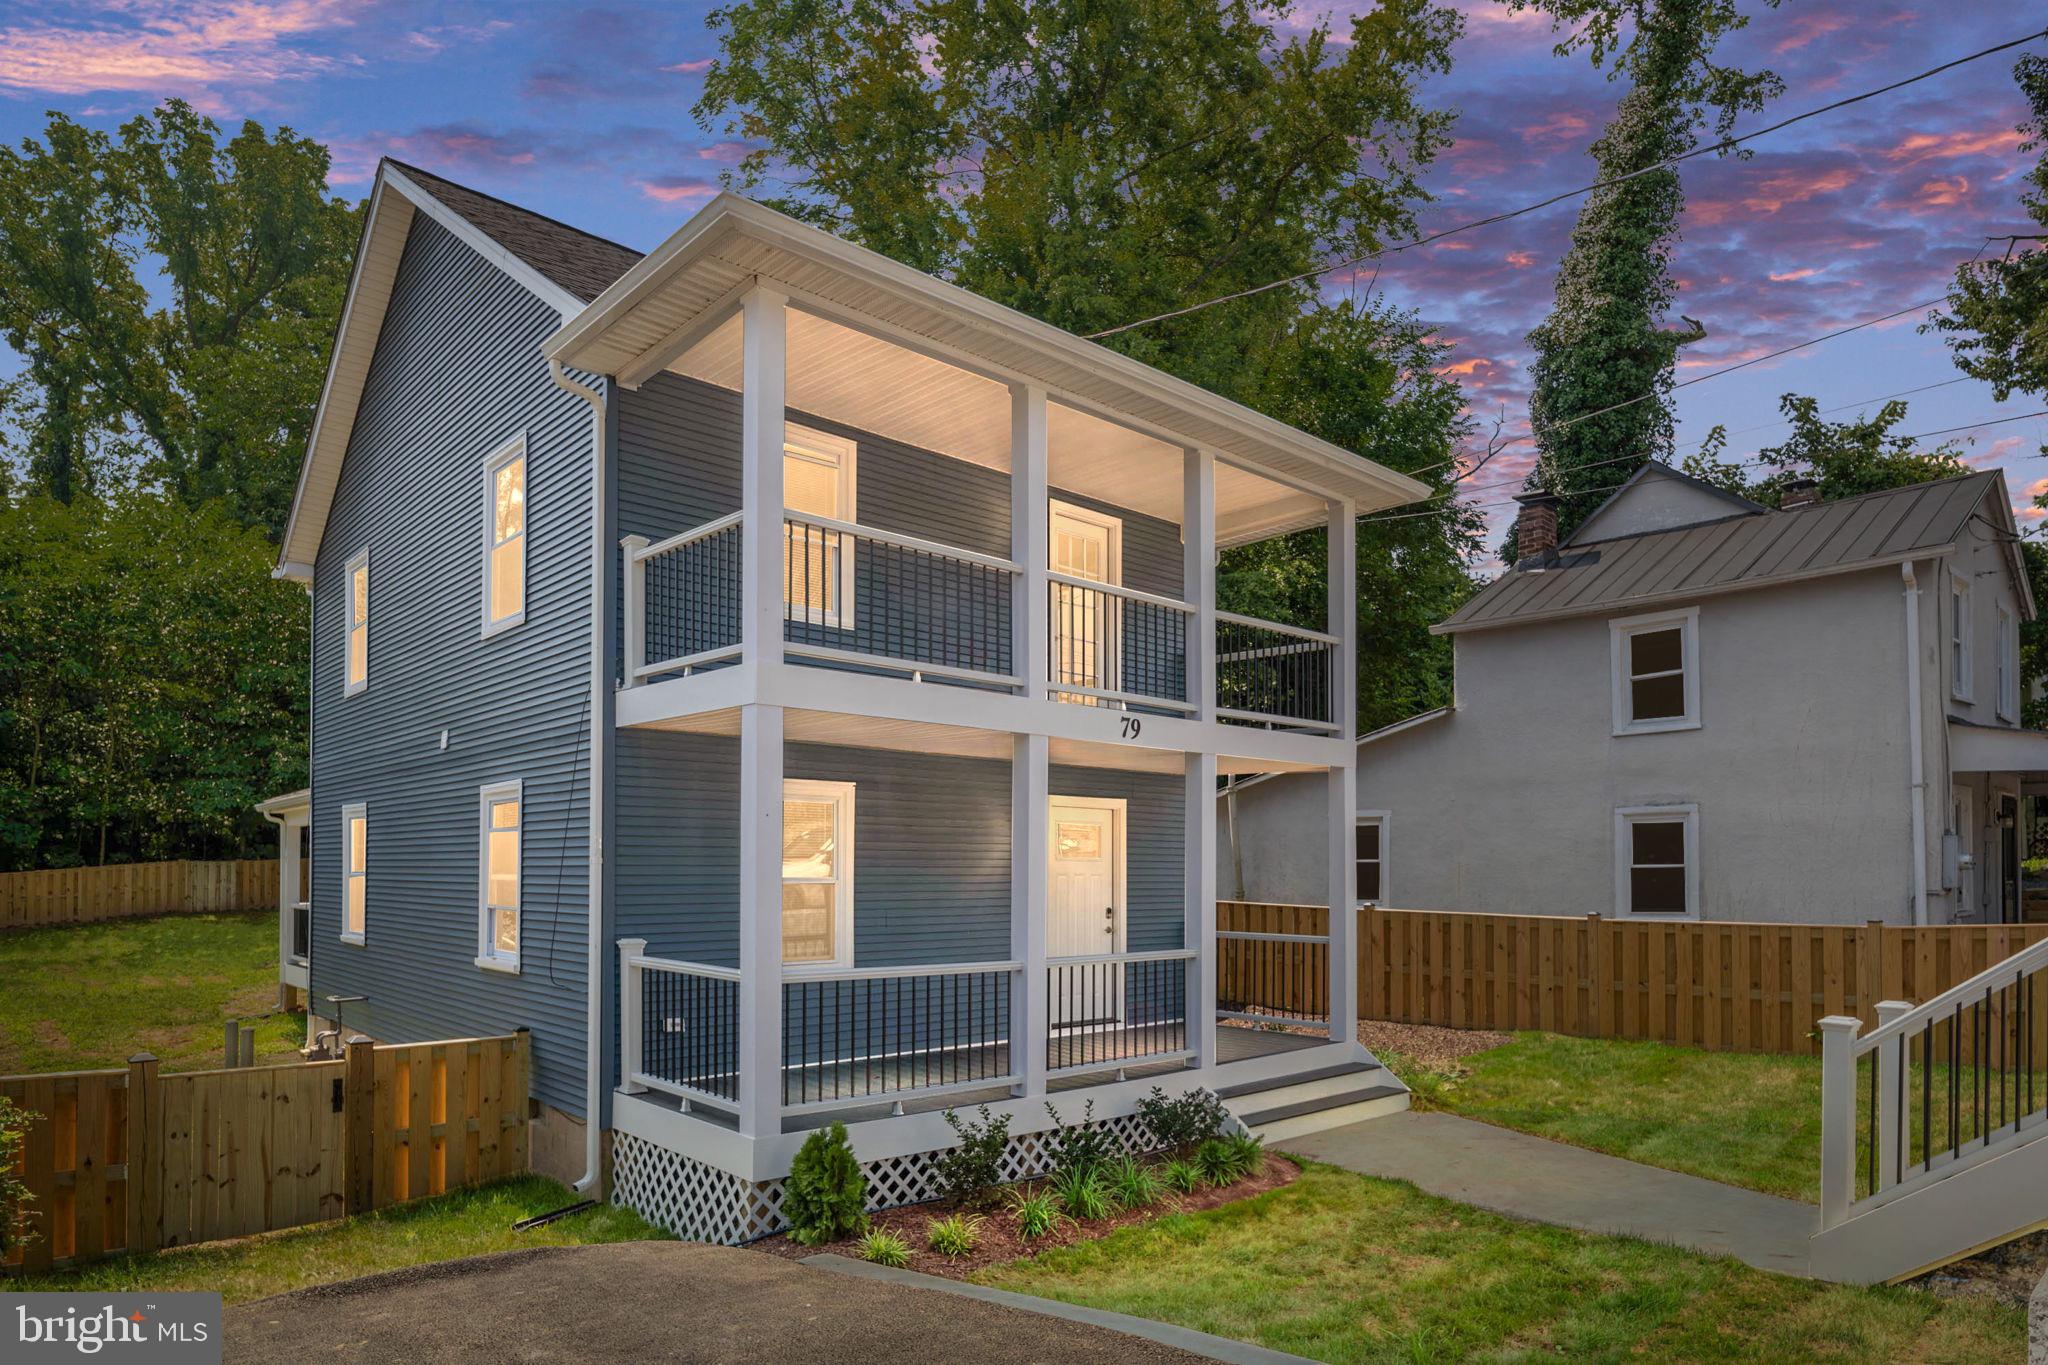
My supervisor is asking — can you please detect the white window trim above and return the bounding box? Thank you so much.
[1613,804,1700,920]
[1610,606,1700,736]
[339,802,366,945]
[1049,498,1125,586]
[481,433,528,638]
[783,422,857,631]
[343,547,369,697]
[1997,603,2016,721]
[1355,811,1389,907]
[1951,572,1974,702]
[782,777,856,972]
[476,779,523,974]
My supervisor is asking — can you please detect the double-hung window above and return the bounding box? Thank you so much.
[1952,573,1973,701]
[344,549,369,695]
[782,423,856,629]
[782,779,854,969]
[484,435,527,634]
[1615,805,1698,918]
[1355,815,1387,904]
[1610,607,1699,735]
[340,803,366,943]
[1997,604,2017,721]
[478,781,521,971]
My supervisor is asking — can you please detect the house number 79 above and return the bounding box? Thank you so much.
[1120,716,1142,739]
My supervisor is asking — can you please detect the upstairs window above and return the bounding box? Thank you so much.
[783,423,856,628]
[1997,604,2017,721]
[1610,607,1699,735]
[484,436,527,634]
[478,781,521,971]
[344,549,369,695]
[782,779,854,969]
[1952,574,1973,701]
[1615,805,1697,918]
[340,803,366,942]
[1355,816,1385,904]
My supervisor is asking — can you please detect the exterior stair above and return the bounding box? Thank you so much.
[1218,1059,1410,1142]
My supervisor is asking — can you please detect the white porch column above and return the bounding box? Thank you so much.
[1183,448,1217,721]
[1325,497,1359,1042]
[1184,751,1219,1072]
[1011,384,1050,700]
[740,286,789,669]
[737,703,786,1137]
[1817,1014,1863,1227]
[277,816,301,968]
[1011,732,1050,1097]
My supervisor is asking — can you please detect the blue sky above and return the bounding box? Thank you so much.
[0,0,2043,545]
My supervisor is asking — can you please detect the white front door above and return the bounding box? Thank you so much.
[1048,797,1123,1028]
[1051,503,1121,698]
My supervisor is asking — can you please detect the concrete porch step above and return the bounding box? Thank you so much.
[1214,1061,1382,1101]
[1234,1084,1411,1143]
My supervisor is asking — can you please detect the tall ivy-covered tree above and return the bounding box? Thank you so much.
[698,0,1480,729]
[0,100,360,535]
[1507,0,1781,556]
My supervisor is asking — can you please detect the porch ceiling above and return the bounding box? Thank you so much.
[627,705,1326,776]
[671,307,1326,545]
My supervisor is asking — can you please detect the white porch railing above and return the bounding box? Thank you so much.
[1045,948,1197,1077]
[1215,613,1340,732]
[1216,929,1331,1030]
[621,512,744,684]
[780,961,1022,1113]
[619,940,742,1112]
[1047,575,1197,713]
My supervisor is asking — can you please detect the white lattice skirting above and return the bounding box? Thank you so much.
[612,1111,1161,1245]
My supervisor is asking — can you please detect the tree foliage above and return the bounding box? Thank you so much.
[0,493,308,872]
[1680,393,1968,507]
[1508,0,1781,555]
[698,0,1480,729]
[0,99,359,533]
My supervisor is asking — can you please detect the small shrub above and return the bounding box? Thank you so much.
[0,1098,34,1256]
[926,1212,983,1257]
[1162,1157,1204,1193]
[1135,1086,1229,1155]
[936,1105,1010,1209]
[1008,1186,1067,1239]
[784,1121,868,1246]
[857,1228,911,1268]
[1103,1154,1163,1210]
[1195,1133,1262,1185]
[1041,1099,1118,1178]
[1050,1164,1117,1221]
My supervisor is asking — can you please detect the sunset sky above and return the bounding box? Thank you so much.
[1,0,2042,551]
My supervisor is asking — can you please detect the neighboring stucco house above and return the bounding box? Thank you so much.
[265,161,1418,1241]
[1225,460,2042,927]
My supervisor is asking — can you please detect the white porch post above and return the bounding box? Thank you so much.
[1184,752,1219,1072]
[276,815,300,968]
[737,703,786,1137]
[620,533,649,685]
[1817,1014,1863,1227]
[1875,1000,1912,1192]
[618,938,648,1095]
[1184,448,1217,721]
[740,285,789,670]
[1325,497,1358,1041]
[1011,732,1050,1098]
[1012,383,1050,700]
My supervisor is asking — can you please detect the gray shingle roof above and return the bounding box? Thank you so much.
[387,160,643,303]
[1438,470,2004,634]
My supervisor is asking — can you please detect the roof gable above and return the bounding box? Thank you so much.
[1564,460,1767,546]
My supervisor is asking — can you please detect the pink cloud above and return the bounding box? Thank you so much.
[663,58,714,74]
[1772,11,1855,53]
[1520,110,1591,147]
[1741,167,1857,215]
[1882,126,2021,166]
[1505,250,1537,268]
[0,0,356,102]
[696,141,751,162]
[1768,267,1821,282]
[638,175,720,204]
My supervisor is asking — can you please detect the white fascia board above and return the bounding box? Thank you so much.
[544,193,1431,512]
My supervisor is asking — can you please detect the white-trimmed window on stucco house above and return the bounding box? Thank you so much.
[783,778,855,969]
[1355,814,1387,905]
[1615,805,1698,918]
[1610,606,1699,735]
[340,802,366,943]
[477,780,522,972]
[1951,572,1973,701]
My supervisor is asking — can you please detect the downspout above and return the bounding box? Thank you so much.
[549,358,607,1194]
[1903,561,1929,926]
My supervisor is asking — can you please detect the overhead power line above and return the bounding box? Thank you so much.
[1086,27,2048,340]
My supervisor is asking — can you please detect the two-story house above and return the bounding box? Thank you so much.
[267,160,1421,1242]
[1224,460,2042,927]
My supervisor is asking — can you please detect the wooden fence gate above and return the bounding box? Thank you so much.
[3,1032,528,1275]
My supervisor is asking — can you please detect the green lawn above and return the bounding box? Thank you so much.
[0,1177,665,1304]
[979,1162,2023,1363]
[0,910,301,1074]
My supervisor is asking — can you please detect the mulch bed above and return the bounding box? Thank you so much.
[1354,1019,1512,1070]
[1907,1227,2048,1310]
[750,1153,1298,1280]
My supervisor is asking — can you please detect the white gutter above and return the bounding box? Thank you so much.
[1902,561,1929,927]
[548,359,608,1194]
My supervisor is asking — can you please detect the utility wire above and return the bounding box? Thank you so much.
[1087,27,2048,340]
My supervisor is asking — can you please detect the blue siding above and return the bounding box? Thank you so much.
[308,215,595,1116]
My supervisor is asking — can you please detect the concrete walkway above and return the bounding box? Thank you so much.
[1281,1110,1816,1277]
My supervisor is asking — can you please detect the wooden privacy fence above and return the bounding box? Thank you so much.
[1220,903,2048,1059]
[0,859,276,931]
[2,1032,529,1275]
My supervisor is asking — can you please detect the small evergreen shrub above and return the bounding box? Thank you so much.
[1008,1186,1066,1239]
[1135,1086,1229,1155]
[1050,1164,1117,1220]
[1041,1099,1118,1178]
[1194,1133,1262,1184]
[1161,1157,1204,1193]
[784,1121,868,1246]
[857,1228,911,1267]
[926,1212,983,1257]
[0,1098,33,1256]
[936,1105,1010,1208]
[1104,1154,1163,1210]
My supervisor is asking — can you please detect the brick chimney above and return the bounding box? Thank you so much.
[1513,489,1560,561]
[1781,476,1821,509]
